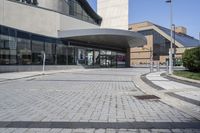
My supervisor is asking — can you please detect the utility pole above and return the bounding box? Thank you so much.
[150,47,153,73]
[166,0,173,74]
[199,32,200,46]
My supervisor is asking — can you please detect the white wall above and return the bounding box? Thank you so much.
[0,0,99,37]
[60,15,99,31]
[0,0,4,24]
[1,0,60,37]
[97,0,128,30]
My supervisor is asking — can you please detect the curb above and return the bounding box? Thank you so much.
[161,73,200,88]
[0,74,44,83]
[142,72,200,106]
[171,74,200,84]
[0,69,88,83]
[133,75,200,120]
[140,73,164,90]
[166,92,200,106]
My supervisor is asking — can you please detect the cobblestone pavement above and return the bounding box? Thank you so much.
[0,68,199,133]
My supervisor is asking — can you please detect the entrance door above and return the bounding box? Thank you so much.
[100,55,107,67]
[86,49,93,66]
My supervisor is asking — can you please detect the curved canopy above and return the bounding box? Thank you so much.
[58,28,147,49]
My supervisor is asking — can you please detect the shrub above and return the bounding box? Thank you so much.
[182,47,200,72]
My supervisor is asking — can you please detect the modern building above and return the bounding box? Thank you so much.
[129,21,199,66]
[0,0,146,72]
[97,0,129,30]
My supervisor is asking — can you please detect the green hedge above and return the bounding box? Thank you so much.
[182,47,200,72]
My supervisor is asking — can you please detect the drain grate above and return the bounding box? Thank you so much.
[134,95,160,100]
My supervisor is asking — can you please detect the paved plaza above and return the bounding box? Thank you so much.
[0,68,199,132]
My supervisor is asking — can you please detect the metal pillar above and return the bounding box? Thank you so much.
[42,51,46,74]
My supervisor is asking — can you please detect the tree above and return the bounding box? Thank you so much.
[182,47,200,72]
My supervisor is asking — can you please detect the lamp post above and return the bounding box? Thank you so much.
[199,32,200,46]
[172,24,176,65]
[166,0,173,74]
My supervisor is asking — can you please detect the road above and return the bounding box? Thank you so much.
[0,68,199,133]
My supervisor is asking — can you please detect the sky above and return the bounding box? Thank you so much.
[87,0,200,39]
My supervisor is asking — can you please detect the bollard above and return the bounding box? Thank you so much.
[157,62,160,72]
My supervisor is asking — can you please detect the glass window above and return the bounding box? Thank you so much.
[67,47,75,65]
[17,38,32,65]
[45,42,55,65]
[67,0,99,25]
[111,52,117,68]
[94,50,100,67]
[56,44,67,65]
[86,49,93,66]
[14,0,38,6]
[77,48,86,65]
[0,35,17,65]
[117,53,126,68]
[100,50,107,55]
[139,30,172,60]
[32,40,44,65]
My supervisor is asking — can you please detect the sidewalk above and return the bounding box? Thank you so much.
[145,71,200,106]
[0,69,86,82]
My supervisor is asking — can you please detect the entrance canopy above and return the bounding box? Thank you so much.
[58,28,146,49]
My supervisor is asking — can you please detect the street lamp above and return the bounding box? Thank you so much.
[166,0,173,74]
[172,24,176,65]
[199,32,200,46]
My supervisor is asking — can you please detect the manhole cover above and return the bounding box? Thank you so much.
[134,95,160,100]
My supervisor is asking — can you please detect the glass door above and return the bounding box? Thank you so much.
[94,50,100,67]
[86,49,93,66]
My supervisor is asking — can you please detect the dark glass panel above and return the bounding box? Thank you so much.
[17,31,30,39]
[117,53,126,68]
[77,48,86,65]
[67,0,99,25]
[68,47,75,65]
[56,44,67,65]
[86,49,93,66]
[32,40,44,65]
[45,42,55,65]
[0,34,17,65]
[94,50,100,67]
[17,38,32,65]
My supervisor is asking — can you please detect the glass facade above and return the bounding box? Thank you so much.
[67,0,100,24]
[138,30,176,60]
[12,0,101,25]
[14,0,38,6]
[0,25,126,68]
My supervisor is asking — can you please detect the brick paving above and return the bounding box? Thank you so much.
[0,68,199,132]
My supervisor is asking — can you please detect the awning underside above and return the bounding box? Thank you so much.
[58,29,147,49]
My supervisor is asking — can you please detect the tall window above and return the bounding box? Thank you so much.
[0,35,17,65]
[32,40,44,65]
[67,47,75,65]
[45,42,56,65]
[17,38,32,65]
[56,44,67,65]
